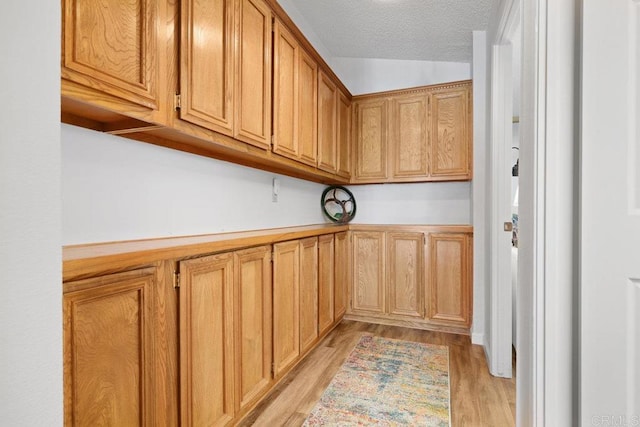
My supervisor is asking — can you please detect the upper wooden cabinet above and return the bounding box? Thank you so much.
[235,0,272,148]
[352,80,472,183]
[317,70,339,173]
[180,0,272,149]
[390,94,429,180]
[273,20,318,166]
[62,0,159,111]
[337,92,353,179]
[430,85,472,179]
[179,0,235,135]
[354,98,388,182]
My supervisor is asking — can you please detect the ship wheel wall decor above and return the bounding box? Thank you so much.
[321,185,356,223]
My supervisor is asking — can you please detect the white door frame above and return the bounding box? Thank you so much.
[495,0,579,425]
[488,0,519,380]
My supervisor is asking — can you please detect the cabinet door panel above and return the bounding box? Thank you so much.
[318,234,335,335]
[351,231,385,314]
[427,233,472,327]
[354,100,388,181]
[234,246,272,412]
[299,238,319,353]
[298,51,319,166]
[317,71,338,173]
[273,21,298,158]
[430,88,471,178]
[180,0,234,134]
[334,231,350,319]
[391,95,429,179]
[387,232,424,318]
[64,269,155,426]
[273,240,300,376]
[235,0,272,148]
[62,0,157,109]
[337,92,352,178]
[179,253,235,427]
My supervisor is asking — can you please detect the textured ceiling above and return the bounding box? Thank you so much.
[288,0,495,63]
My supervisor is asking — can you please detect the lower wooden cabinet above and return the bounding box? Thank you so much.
[348,227,472,333]
[426,233,472,328]
[273,240,301,377]
[299,237,319,354]
[63,268,156,426]
[387,232,424,319]
[318,234,335,336]
[351,231,386,315]
[178,245,272,426]
[233,246,272,412]
[334,231,350,319]
[179,253,235,426]
[62,226,470,425]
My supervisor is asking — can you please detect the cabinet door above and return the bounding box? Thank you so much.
[234,246,272,412]
[299,237,319,354]
[62,0,158,109]
[354,99,388,182]
[180,0,234,134]
[430,86,471,179]
[318,234,335,335]
[298,50,319,166]
[235,0,272,149]
[351,231,385,315]
[273,240,300,377]
[272,20,299,159]
[337,91,352,178]
[390,95,429,180]
[63,268,155,426]
[427,233,472,327]
[179,253,235,427]
[317,70,338,173]
[334,231,350,319]
[387,232,424,318]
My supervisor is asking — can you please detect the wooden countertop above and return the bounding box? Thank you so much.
[63,223,472,281]
[63,224,348,281]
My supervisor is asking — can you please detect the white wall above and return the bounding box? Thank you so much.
[62,125,329,245]
[330,57,471,95]
[0,1,62,424]
[472,30,489,348]
[348,182,471,224]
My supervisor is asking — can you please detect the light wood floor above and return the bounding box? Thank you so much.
[240,320,516,426]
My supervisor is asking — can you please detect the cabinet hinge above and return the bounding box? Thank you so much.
[173,271,181,289]
[271,134,275,147]
[271,362,275,377]
[270,252,274,263]
[423,233,427,246]
[174,93,182,111]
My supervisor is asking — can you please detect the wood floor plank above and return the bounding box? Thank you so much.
[239,320,515,426]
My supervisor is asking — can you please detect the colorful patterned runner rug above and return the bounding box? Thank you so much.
[303,335,450,426]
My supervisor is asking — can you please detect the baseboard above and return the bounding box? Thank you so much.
[471,332,485,346]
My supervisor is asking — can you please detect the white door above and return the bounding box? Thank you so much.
[582,0,640,422]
